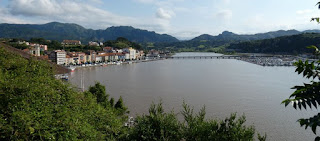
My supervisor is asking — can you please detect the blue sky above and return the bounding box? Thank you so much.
[0,0,319,39]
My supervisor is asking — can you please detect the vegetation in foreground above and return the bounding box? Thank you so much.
[0,46,265,140]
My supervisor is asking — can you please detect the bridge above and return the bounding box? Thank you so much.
[165,55,277,59]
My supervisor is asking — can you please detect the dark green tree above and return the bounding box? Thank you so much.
[282,2,320,140]
[115,96,128,114]
[88,82,109,104]
[126,101,266,141]
[127,102,182,141]
[110,97,115,107]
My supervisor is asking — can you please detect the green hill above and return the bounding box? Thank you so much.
[227,33,320,54]
[0,22,179,43]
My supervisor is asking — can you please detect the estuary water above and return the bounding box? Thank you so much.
[69,52,318,140]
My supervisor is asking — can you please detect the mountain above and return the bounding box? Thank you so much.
[227,33,320,54]
[191,29,301,42]
[153,29,320,52]
[0,22,179,43]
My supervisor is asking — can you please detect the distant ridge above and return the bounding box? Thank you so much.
[191,29,303,42]
[0,22,179,43]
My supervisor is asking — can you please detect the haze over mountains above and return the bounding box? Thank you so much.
[1,22,320,44]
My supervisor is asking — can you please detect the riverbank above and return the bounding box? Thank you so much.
[65,58,165,71]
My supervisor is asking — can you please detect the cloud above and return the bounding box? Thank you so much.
[156,8,175,19]
[296,9,314,15]
[6,0,140,29]
[222,0,230,4]
[134,0,155,4]
[9,0,63,16]
[0,7,28,23]
[1,0,176,35]
[215,9,232,21]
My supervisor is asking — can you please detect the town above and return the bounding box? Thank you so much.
[10,39,168,71]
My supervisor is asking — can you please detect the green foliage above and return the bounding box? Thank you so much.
[0,47,126,140]
[89,82,109,104]
[30,38,48,45]
[152,30,302,52]
[282,46,320,140]
[181,102,258,141]
[227,33,320,53]
[104,37,142,50]
[7,42,29,50]
[115,96,129,115]
[0,22,178,43]
[282,3,320,140]
[0,44,265,140]
[126,102,183,141]
[126,101,265,141]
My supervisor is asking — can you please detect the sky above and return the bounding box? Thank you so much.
[0,0,320,39]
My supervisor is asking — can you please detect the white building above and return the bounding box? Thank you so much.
[123,47,136,60]
[49,50,66,65]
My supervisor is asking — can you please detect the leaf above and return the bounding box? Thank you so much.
[307,45,319,52]
[29,127,34,134]
[312,100,318,109]
[312,123,317,134]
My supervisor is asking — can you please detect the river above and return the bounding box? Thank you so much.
[69,52,318,140]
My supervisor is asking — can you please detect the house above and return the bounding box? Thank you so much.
[97,51,107,55]
[123,47,136,60]
[62,40,81,45]
[117,53,126,60]
[27,44,41,56]
[39,44,48,51]
[85,50,96,63]
[88,41,99,46]
[65,55,74,65]
[136,50,144,60]
[103,47,113,52]
[18,41,30,45]
[49,50,66,65]
[68,52,86,64]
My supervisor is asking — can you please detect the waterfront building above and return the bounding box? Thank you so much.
[103,47,113,52]
[123,47,136,60]
[65,55,74,65]
[49,50,66,65]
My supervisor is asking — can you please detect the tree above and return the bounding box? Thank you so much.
[282,2,320,140]
[126,102,183,141]
[126,101,266,141]
[115,96,128,114]
[88,82,109,104]
[110,97,115,107]
[0,46,125,140]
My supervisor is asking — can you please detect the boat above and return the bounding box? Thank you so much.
[68,66,76,72]
[61,75,69,81]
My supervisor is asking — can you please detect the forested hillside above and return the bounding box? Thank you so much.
[227,33,320,54]
[0,22,179,43]
[0,44,265,140]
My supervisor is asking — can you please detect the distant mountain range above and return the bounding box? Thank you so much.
[152,29,320,52]
[0,22,179,43]
[1,22,320,52]
[191,29,320,42]
[226,33,320,54]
